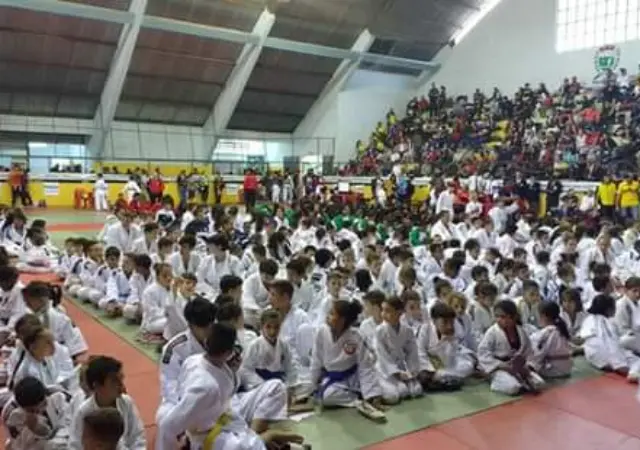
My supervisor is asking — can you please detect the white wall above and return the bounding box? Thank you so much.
[0,68,416,165]
[304,69,414,161]
[0,114,207,161]
[420,0,640,96]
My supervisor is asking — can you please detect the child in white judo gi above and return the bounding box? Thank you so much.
[139,263,172,341]
[156,298,217,426]
[559,288,586,354]
[68,356,146,450]
[311,299,387,421]
[359,290,385,350]
[375,296,423,404]
[241,309,306,407]
[163,272,198,340]
[0,266,26,345]
[122,254,154,324]
[168,234,201,278]
[81,407,124,450]
[71,241,103,302]
[157,323,306,450]
[477,300,545,395]
[22,281,87,362]
[2,376,71,450]
[100,252,134,317]
[417,302,475,390]
[93,174,109,212]
[579,294,640,381]
[242,259,278,330]
[529,301,573,379]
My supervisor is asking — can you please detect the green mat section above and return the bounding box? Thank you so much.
[68,296,161,362]
[295,357,598,449]
[69,295,601,449]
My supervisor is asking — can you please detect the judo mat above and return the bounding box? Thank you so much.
[23,210,640,449]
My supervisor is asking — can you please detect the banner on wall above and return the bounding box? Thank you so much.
[43,182,59,196]
[593,44,620,84]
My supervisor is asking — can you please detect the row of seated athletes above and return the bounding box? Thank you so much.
[4,205,640,447]
[56,235,640,416]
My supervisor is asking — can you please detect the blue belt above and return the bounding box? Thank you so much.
[317,365,358,400]
[255,368,286,381]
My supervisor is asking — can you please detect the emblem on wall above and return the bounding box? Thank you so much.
[593,44,621,84]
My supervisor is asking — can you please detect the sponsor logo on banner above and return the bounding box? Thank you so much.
[43,182,59,196]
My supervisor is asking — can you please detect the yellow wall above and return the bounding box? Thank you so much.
[2,182,429,208]
[1,182,239,207]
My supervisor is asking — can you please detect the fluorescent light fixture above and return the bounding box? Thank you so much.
[451,0,504,45]
[28,142,49,148]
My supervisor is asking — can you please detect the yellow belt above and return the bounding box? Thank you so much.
[201,413,232,450]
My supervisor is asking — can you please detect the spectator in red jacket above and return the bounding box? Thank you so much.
[148,172,165,204]
[243,169,259,210]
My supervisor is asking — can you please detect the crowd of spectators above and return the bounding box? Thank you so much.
[344,68,640,180]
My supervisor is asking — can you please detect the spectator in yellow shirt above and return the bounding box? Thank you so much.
[597,175,617,220]
[617,174,639,221]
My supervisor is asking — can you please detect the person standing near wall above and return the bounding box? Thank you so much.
[8,164,22,207]
[148,171,165,204]
[19,168,33,207]
[176,170,188,210]
[243,168,259,210]
[94,174,109,211]
[212,170,225,204]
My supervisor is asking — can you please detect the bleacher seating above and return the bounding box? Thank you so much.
[345,73,640,180]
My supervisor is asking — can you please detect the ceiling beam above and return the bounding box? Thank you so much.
[86,0,147,160]
[0,0,439,72]
[294,29,375,139]
[203,9,275,160]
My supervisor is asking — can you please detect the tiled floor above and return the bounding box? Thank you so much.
[22,209,640,449]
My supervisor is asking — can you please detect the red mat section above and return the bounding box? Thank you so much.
[1,274,160,445]
[368,377,640,450]
[64,300,160,443]
[48,223,103,232]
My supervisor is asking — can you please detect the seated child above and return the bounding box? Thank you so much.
[1,376,71,450]
[22,282,87,361]
[168,234,200,278]
[399,290,426,336]
[7,321,76,394]
[579,294,640,381]
[216,301,258,350]
[477,300,545,395]
[55,238,80,281]
[0,266,26,345]
[359,290,385,350]
[138,263,172,342]
[417,302,475,389]
[311,300,386,421]
[444,292,476,351]
[68,356,146,450]
[100,253,134,317]
[81,407,124,450]
[468,281,497,344]
[513,280,543,335]
[151,237,173,265]
[241,309,308,405]
[16,228,57,274]
[86,247,121,308]
[122,254,154,324]
[530,302,573,379]
[242,259,279,329]
[374,296,423,404]
[559,288,586,354]
[163,272,197,340]
[70,241,103,303]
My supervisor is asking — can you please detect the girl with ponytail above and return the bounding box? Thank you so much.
[529,302,573,379]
